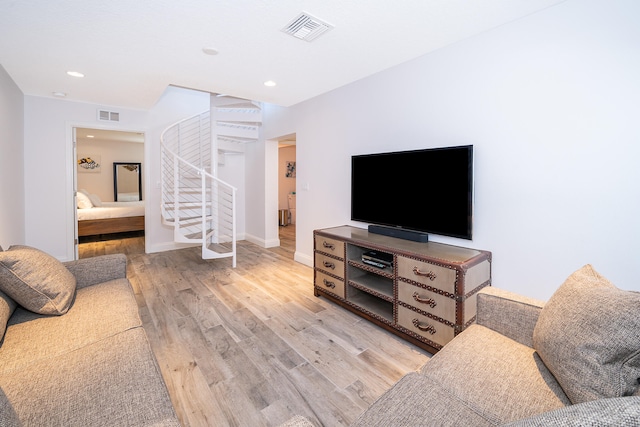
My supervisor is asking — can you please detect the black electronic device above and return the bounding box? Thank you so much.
[362,250,393,269]
[351,145,473,241]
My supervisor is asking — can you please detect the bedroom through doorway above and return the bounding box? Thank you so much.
[73,127,146,258]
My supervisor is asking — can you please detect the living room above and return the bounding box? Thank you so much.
[1,0,639,425]
[2,0,639,300]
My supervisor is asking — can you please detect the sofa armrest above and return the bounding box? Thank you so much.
[63,254,127,289]
[476,287,545,348]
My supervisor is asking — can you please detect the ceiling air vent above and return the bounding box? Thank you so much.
[97,109,120,122]
[281,12,334,42]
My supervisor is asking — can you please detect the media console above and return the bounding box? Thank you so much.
[313,225,491,353]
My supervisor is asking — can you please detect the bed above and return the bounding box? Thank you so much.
[77,191,145,237]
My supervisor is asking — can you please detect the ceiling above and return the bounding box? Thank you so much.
[0,0,566,109]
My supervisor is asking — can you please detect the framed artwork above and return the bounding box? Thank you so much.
[78,155,101,173]
[286,161,296,178]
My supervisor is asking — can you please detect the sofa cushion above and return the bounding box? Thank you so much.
[63,254,127,289]
[0,278,141,374]
[533,264,640,404]
[0,245,76,315]
[421,324,570,424]
[0,327,180,427]
[351,372,496,427]
[502,396,640,427]
[0,288,17,342]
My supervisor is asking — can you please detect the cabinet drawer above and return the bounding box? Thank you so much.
[315,253,345,279]
[315,236,345,258]
[315,270,345,299]
[397,256,456,294]
[397,281,456,324]
[397,305,455,348]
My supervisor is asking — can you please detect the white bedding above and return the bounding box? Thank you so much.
[77,201,145,221]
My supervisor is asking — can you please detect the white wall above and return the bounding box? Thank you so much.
[23,96,148,260]
[218,151,246,240]
[19,85,250,260]
[0,65,25,249]
[286,0,640,300]
[77,138,144,202]
[244,136,280,248]
[143,86,211,254]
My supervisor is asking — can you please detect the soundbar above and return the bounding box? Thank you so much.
[368,225,429,243]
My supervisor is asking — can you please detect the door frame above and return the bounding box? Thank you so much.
[67,122,147,259]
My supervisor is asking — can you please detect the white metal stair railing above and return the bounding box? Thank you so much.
[161,111,237,267]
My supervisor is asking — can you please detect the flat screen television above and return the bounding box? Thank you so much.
[351,145,473,241]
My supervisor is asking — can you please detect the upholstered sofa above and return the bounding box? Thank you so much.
[349,264,640,426]
[0,245,180,426]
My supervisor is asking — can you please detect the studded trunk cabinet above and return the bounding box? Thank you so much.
[313,225,492,353]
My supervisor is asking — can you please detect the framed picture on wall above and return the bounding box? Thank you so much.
[77,155,102,173]
[286,161,296,178]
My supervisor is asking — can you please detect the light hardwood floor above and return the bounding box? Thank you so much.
[79,226,431,427]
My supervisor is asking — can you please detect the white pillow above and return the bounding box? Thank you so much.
[88,193,102,207]
[79,188,90,196]
[77,192,93,209]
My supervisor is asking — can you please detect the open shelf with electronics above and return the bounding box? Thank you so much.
[313,225,492,353]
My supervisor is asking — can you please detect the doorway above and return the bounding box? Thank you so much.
[277,134,296,258]
[74,127,145,258]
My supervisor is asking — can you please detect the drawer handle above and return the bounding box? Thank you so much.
[323,261,336,270]
[323,278,336,289]
[323,241,335,251]
[412,319,436,335]
[412,292,437,308]
[413,267,437,281]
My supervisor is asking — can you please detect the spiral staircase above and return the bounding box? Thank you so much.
[160,97,261,267]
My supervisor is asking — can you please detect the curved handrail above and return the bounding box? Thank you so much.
[160,111,237,190]
[160,110,237,266]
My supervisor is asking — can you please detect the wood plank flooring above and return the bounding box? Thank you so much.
[78,226,431,427]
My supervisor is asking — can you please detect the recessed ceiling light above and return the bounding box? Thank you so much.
[52,91,67,97]
[202,47,219,56]
[264,80,277,87]
[66,71,85,78]
[86,135,95,138]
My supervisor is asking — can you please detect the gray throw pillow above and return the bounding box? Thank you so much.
[0,288,17,341]
[533,264,640,404]
[0,245,76,315]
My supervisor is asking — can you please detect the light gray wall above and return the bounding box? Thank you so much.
[0,65,25,249]
[143,86,211,254]
[15,85,247,260]
[77,138,144,202]
[286,0,640,300]
[23,96,149,260]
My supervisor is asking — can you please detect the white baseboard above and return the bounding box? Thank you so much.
[245,233,280,248]
[294,251,313,267]
[146,232,247,254]
[145,241,197,254]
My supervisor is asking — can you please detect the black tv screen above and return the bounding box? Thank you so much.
[351,145,473,240]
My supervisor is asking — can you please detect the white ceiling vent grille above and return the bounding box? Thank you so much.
[97,109,120,122]
[281,12,334,42]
